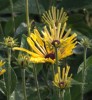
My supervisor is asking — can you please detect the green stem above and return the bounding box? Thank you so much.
[21,69,27,100]
[51,64,56,97]
[55,47,58,72]
[7,48,12,100]
[52,64,55,78]
[0,23,4,34]
[84,47,87,69]
[35,0,41,15]
[9,0,15,32]
[61,90,65,100]
[55,47,62,99]
[68,88,71,100]
[25,0,30,36]
[81,47,87,100]
[33,64,41,100]
[42,65,49,88]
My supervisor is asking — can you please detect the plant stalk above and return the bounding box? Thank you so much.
[25,0,30,36]
[52,64,55,78]
[35,0,41,15]
[61,90,65,100]
[81,47,87,100]
[7,48,12,100]
[55,47,62,99]
[33,64,41,100]
[21,69,27,100]
[55,47,58,72]
[0,23,4,34]
[9,0,15,32]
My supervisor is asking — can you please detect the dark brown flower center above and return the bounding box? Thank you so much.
[59,82,64,87]
[52,40,60,47]
[45,53,55,59]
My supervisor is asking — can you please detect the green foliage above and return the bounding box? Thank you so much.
[0,0,92,100]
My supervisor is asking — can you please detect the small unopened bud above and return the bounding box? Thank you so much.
[79,37,92,48]
[16,54,30,69]
[3,36,18,48]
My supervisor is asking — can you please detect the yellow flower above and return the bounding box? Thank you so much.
[0,60,5,67]
[53,66,72,89]
[13,25,77,63]
[13,29,55,64]
[0,69,6,75]
[42,22,76,46]
[42,23,77,59]
[0,60,6,75]
[42,6,68,27]
[58,34,77,59]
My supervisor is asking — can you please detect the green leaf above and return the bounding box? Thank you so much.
[71,85,82,100]
[64,88,71,100]
[71,79,83,85]
[0,80,6,94]
[71,55,92,100]
[35,64,43,75]
[18,34,27,49]
[84,65,92,93]
[0,0,19,11]
[77,55,92,73]
[59,0,92,10]
[68,13,92,39]
[28,63,43,75]
[71,72,82,100]
[4,14,25,36]
[14,22,27,37]
[0,0,45,15]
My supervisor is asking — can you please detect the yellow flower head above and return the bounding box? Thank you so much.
[13,29,56,64]
[42,23,77,59]
[0,60,5,67]
[3,36,18,48]
[42,6,68,27]
[53,66,72,89]
[42,22,76,46]
[13,25,77,63]
[0,60,6,75]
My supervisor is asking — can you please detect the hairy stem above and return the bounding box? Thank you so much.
[7,48,11,100]
[55,47,58,72]
[25,0,30,36]
[33,64,41,100]
[9,0,15,32]
[61,90,65,100]
[21,69,27,100]
[81,47,87,100]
